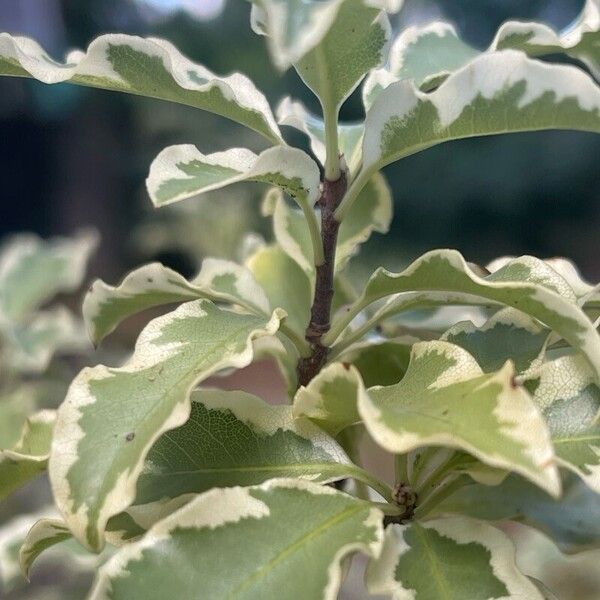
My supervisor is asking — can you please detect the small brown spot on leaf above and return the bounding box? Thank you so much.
[342,362,351,371]
[147,277,154,283]
[125,432,135,442]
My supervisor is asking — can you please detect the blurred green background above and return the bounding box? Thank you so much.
[1,0,599,289]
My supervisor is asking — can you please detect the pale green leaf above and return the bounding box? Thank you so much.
[0,410,55,501]
[90,479,383,600]
[0,230,96,324]
[326,250,600,385]
[295,0,390,114]
[437,473,600,552]
[49,300,284,551]
[360,340,561,495]
[83,259,270,345]
[527,354,600,493]
[276,97,364,171]
[359,50,600,181]
[442,308,548,374]
[0,386,37,449]
[293,363,364,435]
[147,144,319,208]
[252,334,299,395]
[0,33,282,143]
[246,244,312,341]
[134,388,362,504]
[367,516,543,599]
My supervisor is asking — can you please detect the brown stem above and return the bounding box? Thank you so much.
[297,171,347,387]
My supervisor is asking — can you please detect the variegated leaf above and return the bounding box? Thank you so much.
[443,308,548,374]
[249,0,402,71]
[276,97,363,172]
[0,33,282,143]
[350,50,600,212]
[3,307,88,374]
[437,473,600,552]
[527,354,600,493]
[83,259,269,345]
[133,388,376,504]
[90,479,383,600]
[0,410,55,501]
[325,250,600,384]
[246,244,312,341]
[295,0,390,117]
[367,516,543,599]
[147,144,319,208]
[19,518,72,580]
[0,230,96,324]
[49,300,284,551]
[293,363,364,435]
[364,0,600,107]
[0,387,37,449]
[334,338,413,387]
[359,340,560,495]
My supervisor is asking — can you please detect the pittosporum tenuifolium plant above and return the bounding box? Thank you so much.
[1,1,600,597]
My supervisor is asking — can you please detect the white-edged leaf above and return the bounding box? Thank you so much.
[253,334,299,396]
[293,363,365,435]
[437,473,600,552]
[49,300,284,551]
[327,250,600,385]
[18,518,72,580]
[442,308,548,374]
[527,354,600,493]
[83,258,270,344]
[336,171,392,272]
[3,307,89,373]
[134,388,360,504]
[367,516,543,599]
[276,97,364,171]
[361,50,600,175]
[0,33,282,142]
[246,244,312,340]
[359,340,561,495]
[295,0,390,114]
[0,230,97,324]
[147,144,319,208]
[0,410,55,501]
[89,479,383,600]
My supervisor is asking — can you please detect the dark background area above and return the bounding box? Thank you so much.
[1,0,599,287]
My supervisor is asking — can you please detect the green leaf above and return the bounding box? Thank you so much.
[357,50,600,187]
[147,145,319,208]
[83,259,270,345]
[90,479,383,600]
[0,34,282,143]
[49,300,284,551]
[276,97,364,172]
[18,518,72,580]
[0,410,55,501]
[0,387,37,449]
[527,354,600,492]
[134,388,361,504]
[0,230,96,323]
[360,340,561,495]
[367,516,543,599]
[295,0,390,114]
[293,363,364,435]
[437,473,600,552]
[326,250,600,385]
[246,244,312,341]
[442,308,548,374]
